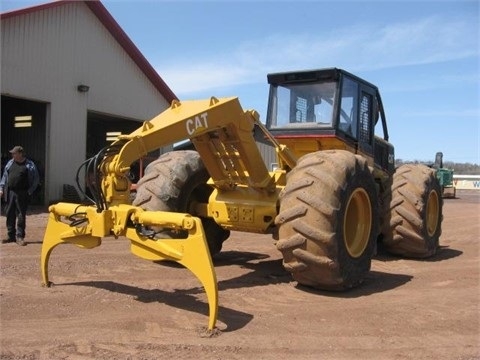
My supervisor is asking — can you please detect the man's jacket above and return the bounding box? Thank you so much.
[0,158,40,200]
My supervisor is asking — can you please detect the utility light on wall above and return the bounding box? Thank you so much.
[106,131,122,142]
[77,84,90,93]
[14,115,33,128]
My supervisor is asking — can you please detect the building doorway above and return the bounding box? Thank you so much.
[86,111,160,185]
[1,95,47,205]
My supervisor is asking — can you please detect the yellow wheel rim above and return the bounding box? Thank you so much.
[426,190,440,237]
[344,188,372,258]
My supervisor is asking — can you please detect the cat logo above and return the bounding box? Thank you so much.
[186,112,209,135]
[388,154,394,164]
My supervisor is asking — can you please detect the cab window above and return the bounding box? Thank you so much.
[339,77,358,139]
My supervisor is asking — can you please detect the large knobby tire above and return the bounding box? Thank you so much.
[132,150,230,256]
[382,164,442,258]
[275,150,379,291]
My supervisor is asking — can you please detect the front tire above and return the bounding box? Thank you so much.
[382,164,442,258]
[132,150,230,256]
[275,150,378,291]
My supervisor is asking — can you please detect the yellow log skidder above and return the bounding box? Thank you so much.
[41,68,443,331]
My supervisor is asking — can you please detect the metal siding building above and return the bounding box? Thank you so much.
[1,1,176,204]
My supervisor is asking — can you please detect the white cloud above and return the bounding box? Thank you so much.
[155,15,479,96]
[402,109,480,118]
[158,63,251,94]
[380,70,480,93]
[358,16,477,68]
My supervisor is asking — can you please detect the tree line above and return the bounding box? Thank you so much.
[395,159,480,175]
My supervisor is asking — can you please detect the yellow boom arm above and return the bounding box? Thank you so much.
[104,97,279,205]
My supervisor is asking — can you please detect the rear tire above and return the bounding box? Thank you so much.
[382,164,442,258]
[132,150,230,256]
[275,150,378,290]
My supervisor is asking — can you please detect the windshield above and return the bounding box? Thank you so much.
[268,81,337,129]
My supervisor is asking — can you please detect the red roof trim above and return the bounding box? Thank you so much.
[1,0,177,103]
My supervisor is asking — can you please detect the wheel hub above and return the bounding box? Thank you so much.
[426,190,440,237]
[344,188,372,258]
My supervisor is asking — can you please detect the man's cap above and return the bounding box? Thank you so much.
[9,146,24,154]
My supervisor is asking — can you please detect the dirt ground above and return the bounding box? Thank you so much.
[0,190,479,360]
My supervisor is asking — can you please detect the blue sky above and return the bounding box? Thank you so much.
[2,0,479,164]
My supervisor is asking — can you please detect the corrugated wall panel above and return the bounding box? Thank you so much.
[1,2,171,201]
[73,4,169,118]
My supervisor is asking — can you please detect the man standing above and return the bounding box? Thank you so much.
[0,146,40,246]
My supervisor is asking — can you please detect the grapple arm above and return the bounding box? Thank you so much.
[42,96,289,332]
[41,202,218,331]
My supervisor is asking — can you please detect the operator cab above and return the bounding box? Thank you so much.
[265,68,394,173]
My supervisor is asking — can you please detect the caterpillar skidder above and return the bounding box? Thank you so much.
[41,68,443,331]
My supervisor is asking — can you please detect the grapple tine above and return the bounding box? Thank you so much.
[41,204,102,287]
[127,213,219,331]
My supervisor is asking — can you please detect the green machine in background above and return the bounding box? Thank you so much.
[433,152,456,198]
